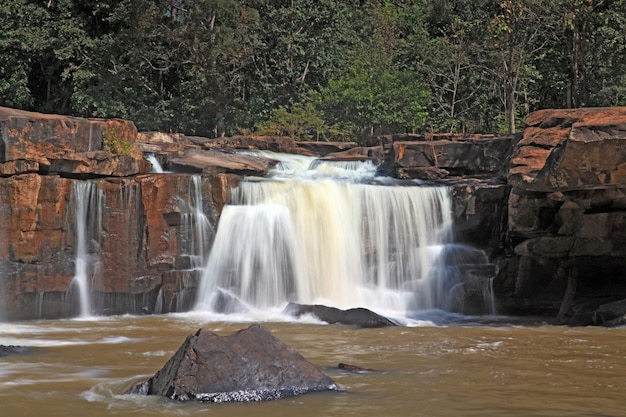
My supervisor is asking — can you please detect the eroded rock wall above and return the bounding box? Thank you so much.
[499,108,626,323]
[0,172,238,320]
[0,106,150,177]
[0,108,240,320]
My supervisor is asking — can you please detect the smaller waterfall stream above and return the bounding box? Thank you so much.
[183,175,212,270]
[145,154,164,173]
[160,175,213,312]
[194,153,492,317]
[68,182,103,318]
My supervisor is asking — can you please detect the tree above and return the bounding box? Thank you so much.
[587,0,626,106]
[0,0,93,113]
[423,0,496,133]
[487,0,555,133]
[0,0,41,109]
[561,0,626,107]
[238,0,361,128]
[314,62,428,136]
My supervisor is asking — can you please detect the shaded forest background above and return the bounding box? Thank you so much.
[1,0,625,140]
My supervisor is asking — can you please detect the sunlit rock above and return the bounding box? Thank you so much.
[0,106,150,177]
[168,148,274,176]
[500,108,626,323]
[509,107,626,191]
[126,324,338,402]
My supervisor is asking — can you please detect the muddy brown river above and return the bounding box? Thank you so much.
[1,313,624,417]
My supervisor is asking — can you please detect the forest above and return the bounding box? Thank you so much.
[1,0,625,140]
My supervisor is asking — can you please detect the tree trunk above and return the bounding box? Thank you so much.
[507,36,516,134]
[570,13,587,108]
[507,83,515,134]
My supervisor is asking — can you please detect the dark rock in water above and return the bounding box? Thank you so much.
[283,302,399,328]
[125,324,338,402]
[592,299,626,327]
[0,345,31,357]
[210,288,250,314]
[337,363,376,373]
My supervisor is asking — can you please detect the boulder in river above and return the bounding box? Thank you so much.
[0,345,31,357]
[283,302,399,328]
[126,324,338,402]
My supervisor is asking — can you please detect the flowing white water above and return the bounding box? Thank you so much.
[195,153,470,315]
[69,182,103,318]
[182,175,212,270]
[144,153,164,173]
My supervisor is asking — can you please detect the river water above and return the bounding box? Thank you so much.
[2,155,622,415]
[1,313,624,417]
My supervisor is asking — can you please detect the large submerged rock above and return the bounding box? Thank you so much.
[126,324,338,402]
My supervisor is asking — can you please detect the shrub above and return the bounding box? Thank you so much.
[102,127,133,156]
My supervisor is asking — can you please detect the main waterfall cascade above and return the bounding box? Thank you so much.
[194,153,495,317]
[68,181,104,318]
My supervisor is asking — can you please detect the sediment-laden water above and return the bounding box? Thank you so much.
[1,314,625,417]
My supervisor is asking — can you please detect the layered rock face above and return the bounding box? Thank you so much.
[0,172,239,320]
[0,106,150,176]
[380,133,517,181]
[0,108,239,320]
[501,108,626,323]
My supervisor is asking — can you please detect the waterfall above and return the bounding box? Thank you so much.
[194,153,490,315]
[68,181,103,318]
[145,154,164,173]
[182,175,212,270]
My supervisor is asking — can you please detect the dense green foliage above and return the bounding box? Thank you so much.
[1,0,625,139]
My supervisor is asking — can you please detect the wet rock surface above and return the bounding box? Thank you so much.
[126,324,338,402]
[283,302,398,328]
[0,345,31,357]
[337,363,376,373]
[0,172,238,320]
